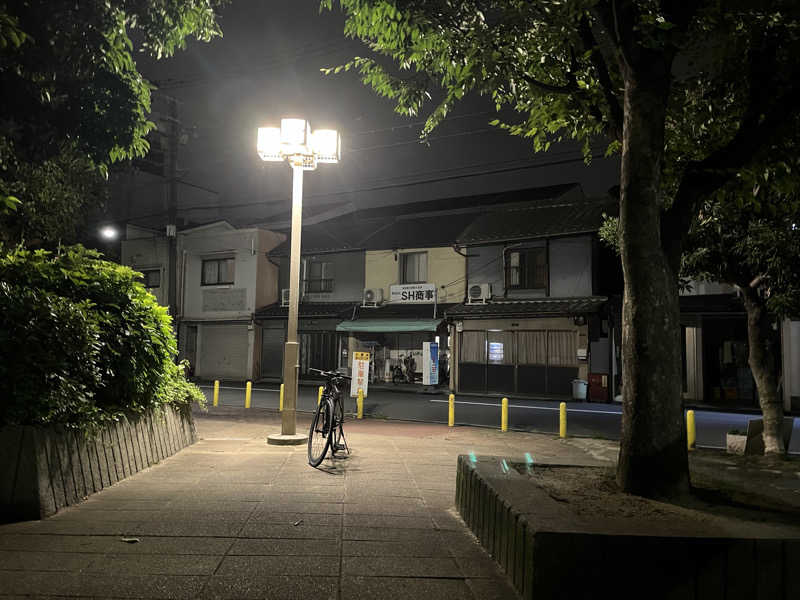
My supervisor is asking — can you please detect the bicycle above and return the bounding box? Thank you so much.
[307,368,351,467]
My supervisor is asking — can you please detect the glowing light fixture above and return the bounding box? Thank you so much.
[257,119,340,169]
[99,226,118,240]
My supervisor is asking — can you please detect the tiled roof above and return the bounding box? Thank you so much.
[445,296,608,318]
[255,302,358,319]
[268,184,593,256]
[456,198,617,245]
[354,302,458,319]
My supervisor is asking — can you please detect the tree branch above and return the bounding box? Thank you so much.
[661,35,800,270]
[519,73,579,95]
[579,15,624,140]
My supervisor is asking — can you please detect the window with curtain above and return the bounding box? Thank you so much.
[201,257,235,285]
[548,330,577,366]
[517,331,547,365]
[460,331,486,363]
[305,261,334,293]
[401,251,427,283]
[506,247,547,290]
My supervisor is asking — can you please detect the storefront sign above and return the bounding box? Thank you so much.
[390,283,437,303]
[423,342,439,385]
[351,351,370,398]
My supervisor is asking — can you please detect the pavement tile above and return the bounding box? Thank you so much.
[200,575,338,600]
[0,520,142,536]
[344,514,434,529]
[126,520,246,537]
[343,527,442,542]
[466,577,523,600]
[254,502,343,514]
[454,556,507,578]
[342,539,449,557]
[228,538,339,556]
[341,576,473,600]
[0,550,100,571]
[343,555,463,577]
[246,512,341,526]
[238,522,341,540]
[98,536,235,555]
[85,554,222,575]
[216,555,339,577]
[343,503,429,517]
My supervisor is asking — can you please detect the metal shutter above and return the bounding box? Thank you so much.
[196,324,249,380]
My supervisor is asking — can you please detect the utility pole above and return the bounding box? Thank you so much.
[167,97,179,330]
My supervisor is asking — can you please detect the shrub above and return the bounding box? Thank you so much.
[0,245,204,428]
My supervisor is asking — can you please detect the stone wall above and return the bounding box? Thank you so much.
[0,406,196,522]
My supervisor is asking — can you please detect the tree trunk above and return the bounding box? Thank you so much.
[740,287,785,454]
[616,59,690,499]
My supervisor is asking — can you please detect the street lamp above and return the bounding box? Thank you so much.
[257,118,341,445]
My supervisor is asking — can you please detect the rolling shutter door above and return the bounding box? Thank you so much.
[197,324,249,380]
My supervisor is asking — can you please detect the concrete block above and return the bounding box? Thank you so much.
[756,539,782,600]
[727,540,756,600]
[113,421,130,479]
[54,427,79,506]
[41,429,67,511]
[786,539,800,600]
[67,430,87,500]
[75,432,97,495]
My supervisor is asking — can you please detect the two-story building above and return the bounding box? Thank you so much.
[122,221,285,381]
[256,184,605,389]
[444,196,621,399]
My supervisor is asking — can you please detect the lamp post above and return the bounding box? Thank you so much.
[257,119,341,445]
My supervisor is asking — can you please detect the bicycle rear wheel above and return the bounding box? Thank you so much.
[308,398,332,467]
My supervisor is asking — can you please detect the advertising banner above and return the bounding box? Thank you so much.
[422,342,439,386]
[350,351,370,398]
[389,283,437,303]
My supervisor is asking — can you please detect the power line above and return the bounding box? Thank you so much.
[122,149,609,224]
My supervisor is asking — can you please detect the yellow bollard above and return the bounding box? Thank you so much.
[213,380,219,407]
[245,381,252,409]
[686,410,696,451]
[501,397,508,432]
[559,402,567,438]
[279,383,284,412]
[318,386,324,406]
[357,388,364,419]
[448,393,455,427]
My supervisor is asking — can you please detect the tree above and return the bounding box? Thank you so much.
[683,194,800,454]
[322,0,800,498]
[0,0,226,246]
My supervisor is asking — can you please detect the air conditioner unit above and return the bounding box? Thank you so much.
[467,283,491,304]
[281,288,290,307]
[362,287,384,307]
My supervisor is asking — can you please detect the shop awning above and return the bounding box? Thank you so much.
[336,319,443,333]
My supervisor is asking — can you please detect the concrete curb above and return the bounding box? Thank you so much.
[455,455,800,599]
[0,406,196,522]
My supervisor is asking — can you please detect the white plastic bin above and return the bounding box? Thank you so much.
[571,379,588,401]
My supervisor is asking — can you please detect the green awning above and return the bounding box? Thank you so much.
[336,319,443,333]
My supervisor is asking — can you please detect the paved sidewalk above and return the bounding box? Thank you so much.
[0,406,614,599]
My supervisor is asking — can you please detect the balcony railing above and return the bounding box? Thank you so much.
[303,278,334,293]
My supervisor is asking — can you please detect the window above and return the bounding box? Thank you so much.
[506,247,547,290]
[201,257,235,285]
[304,261,334,293]
[141,269,161,288]
[401,252,427,283]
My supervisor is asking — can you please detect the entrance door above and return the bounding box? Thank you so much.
[261,327,284,379]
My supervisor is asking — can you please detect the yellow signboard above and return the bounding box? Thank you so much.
[353,352,371,361]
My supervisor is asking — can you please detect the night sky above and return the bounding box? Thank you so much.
[120,1,620,230]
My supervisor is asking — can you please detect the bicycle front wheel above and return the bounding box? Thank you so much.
[308,399,332,467]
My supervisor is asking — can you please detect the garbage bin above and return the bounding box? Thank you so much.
[571,379,588,401]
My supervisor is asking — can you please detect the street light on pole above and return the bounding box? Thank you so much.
[257,118,341,445]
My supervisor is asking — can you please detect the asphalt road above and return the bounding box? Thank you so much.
[198,384,800,455]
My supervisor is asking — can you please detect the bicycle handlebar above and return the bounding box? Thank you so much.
[309,367,352,380]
